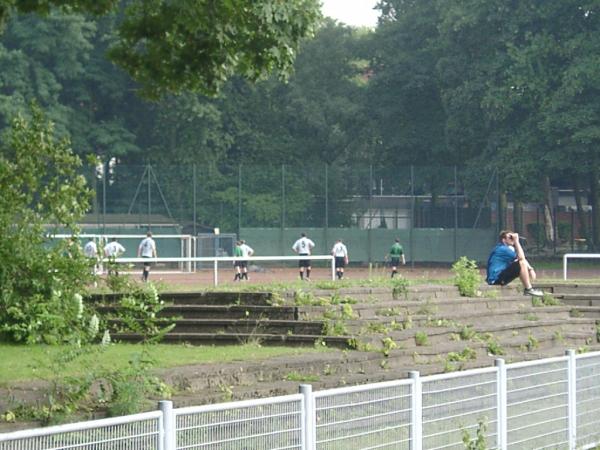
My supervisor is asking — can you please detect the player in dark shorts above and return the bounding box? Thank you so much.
[486,230,543,296]
[292,233,315,281]
[388,238,406,278]
[331,239,349,280]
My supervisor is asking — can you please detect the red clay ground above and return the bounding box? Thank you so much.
[127,264,600,289]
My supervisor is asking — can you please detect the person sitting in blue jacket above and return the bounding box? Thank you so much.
[486,230,543,297]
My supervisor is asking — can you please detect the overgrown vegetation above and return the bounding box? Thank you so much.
[0,106,95,345]
[2,344,171,425]
[452,257,482,297]
[107,280,177,343]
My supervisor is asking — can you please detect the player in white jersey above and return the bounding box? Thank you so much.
[238,240,254,281]
[104,237,125,276]
[137,231,157,282]
[292,233,315,281]
[331,239,349,280]
[83,237,99,278]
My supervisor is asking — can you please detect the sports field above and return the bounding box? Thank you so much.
[116,263,600,290]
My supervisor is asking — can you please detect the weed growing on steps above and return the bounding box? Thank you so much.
[415,331,429,346]
[531,293,562,307]
[285,371,320,382]
[381,337,398,356]
[461,418,488,450]
[391,277,409,300]
[218,383,234,401]
[452,257,482,297]
[527,333,539,351]
[460,325,477,341]
[486,338,504,356]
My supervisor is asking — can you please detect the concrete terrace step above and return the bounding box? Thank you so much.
[297,295,560,321]
[556,293,600,306]
[537,283,600,295]
[98,304,298,320]
[112,332,350,347]
[342,305,573,335]
[165,318,325,335]
[91,291,275,306]
[304,284,521,303]
[570,306,600,319]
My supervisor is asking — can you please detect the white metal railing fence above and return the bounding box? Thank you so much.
[3,350,600,450]
[115,255,336,286]
[0,410,163,450]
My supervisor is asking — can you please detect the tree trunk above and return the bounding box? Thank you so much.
[574,177,589,242]
[514,200,523,234]
[590,169,600,250]
[543,176,555,243]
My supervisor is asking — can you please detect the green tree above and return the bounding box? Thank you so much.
[0,105,94,344]
[1,1,322,98]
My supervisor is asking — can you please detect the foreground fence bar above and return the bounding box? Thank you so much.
[5,351,600,449]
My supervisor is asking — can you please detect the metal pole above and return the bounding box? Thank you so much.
[410,165,415,269]
[213,259,218,286]
[454,165,458,260]
[158,400,176,450]
[566,349,577,450]
[331,257,335,281]
[282,164,286,229]
[299,384,315,450]
[325,164,329,229]
[282,164,285,256]
[325,164,329,251]
[495,358,508,450]
[102,161,106,235]
[409,371,422,450]
[238,165,242,238]
[193,164,197,237]
[368,164,373,263]
[148,163,152,231]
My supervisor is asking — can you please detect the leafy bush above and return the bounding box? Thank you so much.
[110,282,176,343]
[452,257,482,297]
[105,351,171,417]
[0,105,95,344]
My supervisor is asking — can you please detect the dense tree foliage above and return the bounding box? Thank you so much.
[1,1,600,239]
[0,0,321,98]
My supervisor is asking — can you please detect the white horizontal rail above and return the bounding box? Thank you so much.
[174,394,303,416]
[53,234,192,239]
[563,253,600,280]
[115,255,335,286]
[0,411,161,442]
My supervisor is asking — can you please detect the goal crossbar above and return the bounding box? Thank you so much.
[563,253,600,280]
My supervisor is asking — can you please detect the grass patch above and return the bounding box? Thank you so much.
[0,343,333,385]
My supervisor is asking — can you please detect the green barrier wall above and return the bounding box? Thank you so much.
[240,228,496,264]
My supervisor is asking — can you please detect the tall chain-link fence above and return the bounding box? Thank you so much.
[83,163,593,262]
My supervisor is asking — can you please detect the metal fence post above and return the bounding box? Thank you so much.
[566,349,577,449]
[159,400,176,450]
[495,358,507,450]
[300,384,315,450]
[409,371,422,450]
